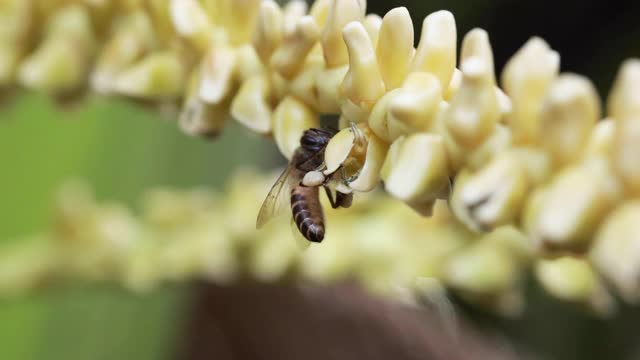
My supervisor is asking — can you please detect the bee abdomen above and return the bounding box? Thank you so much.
[291,186,325,243]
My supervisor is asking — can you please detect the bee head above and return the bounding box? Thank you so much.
[300,128,334,154]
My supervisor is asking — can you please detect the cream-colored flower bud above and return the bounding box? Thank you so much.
[430,102,465,171]
[198,0,225,29]
[368,88,400,142]
[169,0,212,52]
[44,4,95,44]
[315,64,348,113]
[234,45,263,83]
[0,0,33,86]
[340,97,370,124]
[591,201,640,303]
[249,223,303,282]
[363,14,382,45]
[502,37,560,145]
[154,214,236,284]
[445,239,523,316]
[112,52,185,99]
[540,74,600,167]
[0,44,20,87]
[310,0,331,27]
[196,228,238,284]
[141,0,175,45]
[407,221,471,280]
[444,68,462,100]
[299,221,357,282]
[142,188,217,229]
[536,257,615,315]
[179,69,229,138]
[381,133,450,214]
[376,7,414,90]
[282,0,308,36]
[459,28,513,121]
[289,58,324,110]
[340,21,386,112]
[451,152,528,232]
[387,72,443,139]
[483,226,533,262]
[230,74,272,134]
[270,16,321,80]
[273,96,319,160]
[19,5,95,93]
[608,60,640,195]
[347,126,388,192]
[445,56,500,147]
[64,203,139,280]
[91,11,155,94]
[584,118,615,158]
[0,239,57,297]
[525,157,623,253]
[411,10,457,90]
[352,222,418,296]
[53,179,96,237]
[460,28,494,80]
[323,124,364,174]
[252,0,284,64]
[226,0,261,45]
[121,236,162,293]
[322,123,385,192]
[0,0,32,40]
[464,124,512,171]
[496,87,512,116]
[321,0,366,68]
[607,59,640,120]
[19,41,86,93]
[199,45,237,103]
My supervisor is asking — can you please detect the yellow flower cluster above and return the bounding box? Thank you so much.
[0,172,614,316]
[1,0,639,313]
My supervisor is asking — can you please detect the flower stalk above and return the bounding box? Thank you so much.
[1,0,639,314]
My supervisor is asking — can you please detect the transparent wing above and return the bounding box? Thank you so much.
[256,164,298,229]
[290,217,311,250]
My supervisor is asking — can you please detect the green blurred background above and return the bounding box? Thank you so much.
[1,1,640,359]
[0,93,274,360]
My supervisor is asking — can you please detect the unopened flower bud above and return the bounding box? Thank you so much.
[273,96,319,159]
[321,0,366,67]
[376,7,414,90]
[411,10,457,90]
[502,37,560,145]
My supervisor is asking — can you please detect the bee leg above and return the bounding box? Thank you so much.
[323,184,340,209]
[336,191,353,208]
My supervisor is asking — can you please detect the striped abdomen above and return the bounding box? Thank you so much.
[291,185,325,242]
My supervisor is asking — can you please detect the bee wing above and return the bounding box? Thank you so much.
[290,217,311,249]
[256,164,298,229]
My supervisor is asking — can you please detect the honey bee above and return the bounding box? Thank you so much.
[256,128,354,242]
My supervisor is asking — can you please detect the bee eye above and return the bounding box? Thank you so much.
[300,129,331,152]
